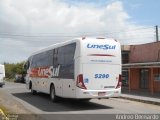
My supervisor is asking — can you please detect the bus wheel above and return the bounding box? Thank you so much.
[31,88,37,95]
[50,85,58,102]
[30,83,37,95]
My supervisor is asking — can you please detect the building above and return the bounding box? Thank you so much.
[122,41,160,95]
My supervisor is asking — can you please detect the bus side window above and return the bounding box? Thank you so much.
[53,48,58,66]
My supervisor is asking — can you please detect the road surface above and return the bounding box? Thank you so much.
[0,82,160,120]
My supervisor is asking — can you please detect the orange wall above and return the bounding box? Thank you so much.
[153,68,160,92]
[130,68,140,90]
[129,68,160,92]
[126,42,160,93]
[154,81,160,92]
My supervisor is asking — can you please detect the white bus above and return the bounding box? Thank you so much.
[25,37,122,102]
[0,64,5,87]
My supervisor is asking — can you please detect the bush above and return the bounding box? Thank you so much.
[4,61,26,80]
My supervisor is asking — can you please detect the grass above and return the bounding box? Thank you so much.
[0,104,12,120]
[0,104,20,120]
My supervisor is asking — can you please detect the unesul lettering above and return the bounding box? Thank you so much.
[87,43,116,50]
[38,65,60,78]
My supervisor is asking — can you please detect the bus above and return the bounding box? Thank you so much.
[25,37,122,102]
[0,64,5,87]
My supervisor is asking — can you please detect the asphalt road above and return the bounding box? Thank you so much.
[0,82,160,120]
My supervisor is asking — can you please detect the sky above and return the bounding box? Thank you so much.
[0,0,160,63]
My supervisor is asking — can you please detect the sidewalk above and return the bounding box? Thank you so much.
[121,88,160,105]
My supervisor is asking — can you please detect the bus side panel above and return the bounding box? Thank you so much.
[51,78,63,97]
[62,78,76,98]
[40,78,52,94]
[32,78,39,91]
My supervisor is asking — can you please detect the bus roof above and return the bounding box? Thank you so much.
[30,37,118,57]
[30,39,79,57]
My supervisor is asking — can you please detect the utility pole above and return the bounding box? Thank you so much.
[155,25,159,42]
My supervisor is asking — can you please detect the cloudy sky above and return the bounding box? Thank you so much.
[0,0,160,63]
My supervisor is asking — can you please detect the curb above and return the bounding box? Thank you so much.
[120,96,160,106]
[0,109,9,120]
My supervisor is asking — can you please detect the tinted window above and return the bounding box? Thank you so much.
[30,42,76,79]
[53,48,58,66]
[63,43,76,79]
[31,50,53,68]
[56,43,76,79]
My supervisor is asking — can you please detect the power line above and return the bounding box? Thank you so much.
[0,26,156,43]
[0,26,154,37]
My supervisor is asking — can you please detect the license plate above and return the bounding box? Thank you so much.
[98,92,106,96]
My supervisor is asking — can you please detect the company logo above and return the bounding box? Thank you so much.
[87,44,116,50]
[29,65,60,78]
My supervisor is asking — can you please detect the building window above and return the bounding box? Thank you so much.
[140,69,149,89]
[154,74,160,81]
[154,68,160,81]
[122,51,129,64]
[122,69,129,87]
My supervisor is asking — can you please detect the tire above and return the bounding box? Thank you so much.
[31,88,37,95]
[50,85,58,102]
[30,83,37,95]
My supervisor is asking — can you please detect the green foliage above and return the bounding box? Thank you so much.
[4,61,26,79]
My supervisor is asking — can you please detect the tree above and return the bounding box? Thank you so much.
[4,61,26,79]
